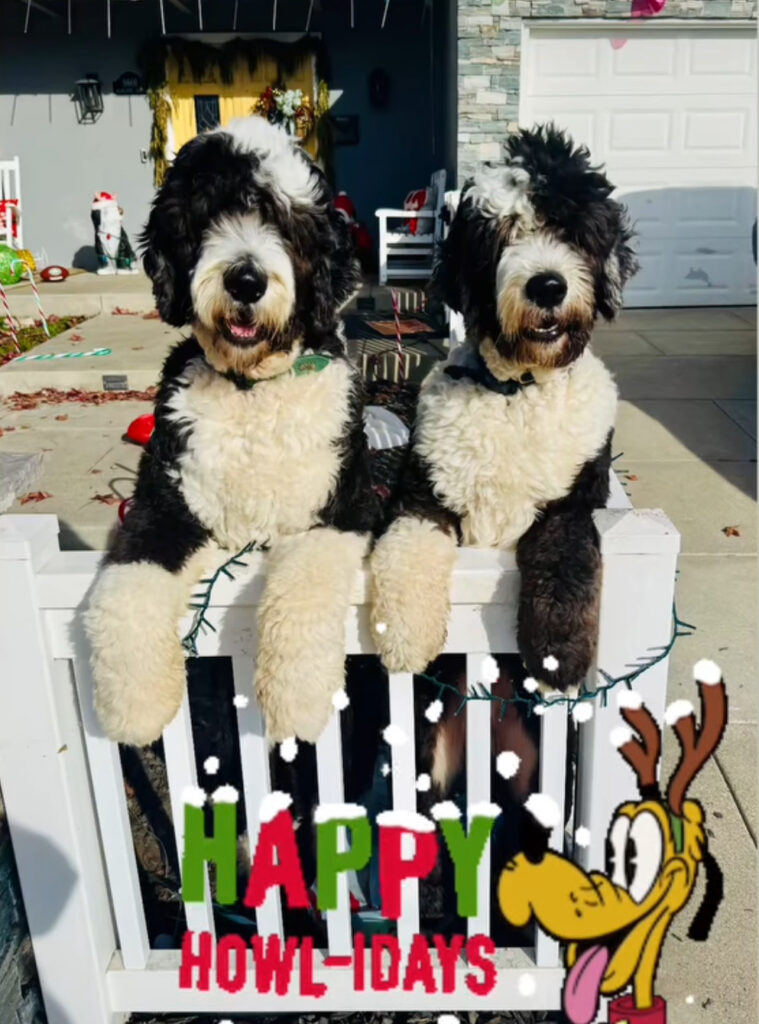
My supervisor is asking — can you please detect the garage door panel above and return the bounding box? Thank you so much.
[522,26,757,306]
[684,109,747,154]
[611,35,677,79]
[529,29,755,97]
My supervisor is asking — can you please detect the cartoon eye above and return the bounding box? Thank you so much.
[625,812,665,904]
[605,815,630,889]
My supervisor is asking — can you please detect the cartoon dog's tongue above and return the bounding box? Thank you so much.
[563,944,610,1024]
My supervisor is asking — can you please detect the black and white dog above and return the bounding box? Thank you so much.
[371,125,638,711]
[86,118,376,747]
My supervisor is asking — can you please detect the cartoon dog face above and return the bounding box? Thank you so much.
[434,124,639,370]
[498,662,727,1024]
[141,117,359,380]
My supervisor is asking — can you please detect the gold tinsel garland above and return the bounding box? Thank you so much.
[140,36,334,188]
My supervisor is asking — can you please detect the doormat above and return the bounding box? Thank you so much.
[342,310,446,343]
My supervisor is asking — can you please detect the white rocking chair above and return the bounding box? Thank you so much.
[0,157,23,251]
[375,168,446,286]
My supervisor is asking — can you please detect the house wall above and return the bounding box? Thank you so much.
[457,0,758,181]
[0,0,454,268]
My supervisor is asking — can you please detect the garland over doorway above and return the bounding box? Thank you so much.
[138,35,333,186]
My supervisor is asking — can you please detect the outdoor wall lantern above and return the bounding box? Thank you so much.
[75,74,104,124]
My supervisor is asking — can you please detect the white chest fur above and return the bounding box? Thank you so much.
[165,358,352,550]
[415,349,617,549]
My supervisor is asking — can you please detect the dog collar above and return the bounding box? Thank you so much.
[444,350,535,397]
[223,352,333,391]
[669,811,685,854]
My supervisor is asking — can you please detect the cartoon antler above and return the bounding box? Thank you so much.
[613,689,662,800]
[666,659,728,816]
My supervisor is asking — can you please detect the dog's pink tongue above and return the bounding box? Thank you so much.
[229,322,258,340]
[563,945,609,1024]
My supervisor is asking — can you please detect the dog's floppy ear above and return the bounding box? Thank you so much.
[307,206,361,338]
[597,202,639,321]
[140,184,195,327]
[140,134,219,327]
[328,206,361,311]
[430,193,470,314]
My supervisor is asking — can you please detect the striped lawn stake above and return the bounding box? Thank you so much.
[390,288,406,383]
[197,0,203,30]
[12,261,49,338]
[305,0,314,30]
[159,0,166,34]
[0,283,21,355]
[232,0,238,30]
[381,0,390,28]
[11,347,111,364]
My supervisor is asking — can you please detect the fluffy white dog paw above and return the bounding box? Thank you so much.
[255,528,367,744]
[370,517,457,674]
[256,652,343,744]
[85,562,188,745]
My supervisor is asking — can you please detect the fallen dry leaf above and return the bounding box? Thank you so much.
[19,491,52,504]
[142,310,160,319]
[722,525,741,537]
[92,493,120,505]
[112,307,138,316]
[90,468,102,474]
[54,414,68,422]
[626,473,639,482]
[6,386,157,410]
[68,333,84,341]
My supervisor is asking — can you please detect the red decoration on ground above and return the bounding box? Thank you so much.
[126,412,155,446]
[39,266,69,283]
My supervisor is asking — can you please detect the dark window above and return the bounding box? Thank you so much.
[194,95,220,133]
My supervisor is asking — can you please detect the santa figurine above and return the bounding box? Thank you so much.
[91,192,138,275]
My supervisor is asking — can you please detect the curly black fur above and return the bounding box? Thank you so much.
[140,128,360,347]
[516,433,612,691]
[109,121,373,574]
[432,123,639,339]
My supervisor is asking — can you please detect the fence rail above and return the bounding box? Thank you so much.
[0,501,679,1022]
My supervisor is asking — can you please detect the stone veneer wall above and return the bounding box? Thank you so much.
[458,0,758,181]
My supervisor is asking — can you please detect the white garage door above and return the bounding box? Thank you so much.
[520,25,757,307]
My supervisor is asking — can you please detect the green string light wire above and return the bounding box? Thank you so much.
[416,601,695,719]
[182,543,258,656]
[180,524,694,717]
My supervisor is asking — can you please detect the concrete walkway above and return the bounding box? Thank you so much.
[0,304,755,1022]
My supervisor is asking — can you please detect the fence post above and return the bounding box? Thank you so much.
[575,508,680,872]
[0,515,123,1024]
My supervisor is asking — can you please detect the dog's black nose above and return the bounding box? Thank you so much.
[224,263,268,305]
[525,272,567,309]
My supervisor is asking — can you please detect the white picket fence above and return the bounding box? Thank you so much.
[0,493,679,1023]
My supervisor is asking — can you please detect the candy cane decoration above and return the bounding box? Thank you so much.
[0,283,21,355]
[11,347,111,364]
[12,260,49,338]
[391,288,405,383]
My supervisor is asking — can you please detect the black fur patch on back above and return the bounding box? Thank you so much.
[107,338,210,571]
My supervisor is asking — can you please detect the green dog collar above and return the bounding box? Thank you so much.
[669,811,685,854]
[223,352,333,390]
